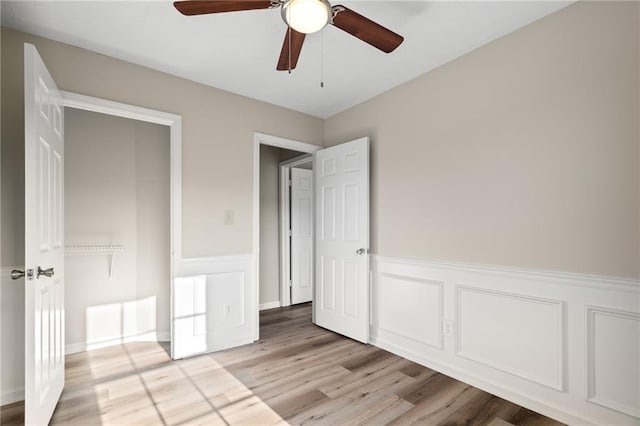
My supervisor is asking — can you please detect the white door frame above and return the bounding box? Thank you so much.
[60,91,182,355]
[279,154,313,308]
[252,132,321,339]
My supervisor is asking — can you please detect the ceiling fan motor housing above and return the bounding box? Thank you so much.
[281,0,332,34]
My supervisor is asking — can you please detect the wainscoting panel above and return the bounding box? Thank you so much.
[586,307,640,418]
[370,256,640,426]
[374,272,443,349]
[456,287,564,390]
[173,254,254,359]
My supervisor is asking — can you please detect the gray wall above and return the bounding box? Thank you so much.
[64,108,169,348]
[324,1,640,279]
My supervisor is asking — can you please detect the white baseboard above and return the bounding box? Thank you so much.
[1,388,24,406]
[370,255,640,426]
[370,335,588,426]
[259,301,281,311]
[66,330,171,355]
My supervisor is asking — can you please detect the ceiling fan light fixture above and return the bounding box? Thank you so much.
[281,0,332,34]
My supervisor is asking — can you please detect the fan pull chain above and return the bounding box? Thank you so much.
[320,30,324,88]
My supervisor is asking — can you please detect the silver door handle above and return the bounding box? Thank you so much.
[11,270,25,280]
[356,248,368,256]
[37,266,54,278]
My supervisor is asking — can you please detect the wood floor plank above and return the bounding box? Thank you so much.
[388,381,478,425]
[342,395,414,426]
[311,371,417,425]
[0,303,565,426]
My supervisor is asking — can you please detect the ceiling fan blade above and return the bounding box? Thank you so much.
[330,5,404,53]
[277,27,306,71]
[174,1,274,16]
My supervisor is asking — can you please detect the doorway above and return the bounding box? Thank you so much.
[252,133,322,339]
[259,145,315,315]
[64,108,170,354]
[279,154,314,308]
[61,92,182,357]
[253,133,372,344]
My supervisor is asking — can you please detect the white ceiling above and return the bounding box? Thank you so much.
[1,1,571,118]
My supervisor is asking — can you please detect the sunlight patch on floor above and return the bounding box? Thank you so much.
[82,343,286,425]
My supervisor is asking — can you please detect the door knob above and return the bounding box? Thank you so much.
[356,248,368,256]
[11,270,25,280]
[37,266,54,278]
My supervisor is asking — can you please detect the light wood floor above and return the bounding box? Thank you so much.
[1,303,563,426]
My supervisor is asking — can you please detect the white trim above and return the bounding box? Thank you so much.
[377,272,444,349]
[61,91,180,127]
[455,286,566,391]
[260,301,282,311]
[280,153,313,168]
[279,154,313,308]
[586,306,640,418]
[279,165,291,308]
[370,255,640,426]
[61,91,182,358]
[175,253,253,276]
[171,255,254,359]
[369,336,591,426]
[65,332,171,355]
[372,255,640,292]
[252,132,322,340]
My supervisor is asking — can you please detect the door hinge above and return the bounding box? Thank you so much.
[288,179,292,187]
[289,280,292,288]
[288,229,292,237]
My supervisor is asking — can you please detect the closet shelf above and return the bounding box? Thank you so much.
[64,244,125,255]
[64,244,126,279]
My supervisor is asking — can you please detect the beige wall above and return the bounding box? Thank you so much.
[324,1,640,279]
[0,27,323,266]
[65,109,169,348]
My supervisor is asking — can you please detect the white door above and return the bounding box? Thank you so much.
[290,168,313,304]
[24,43,65,425]
[314,137,369,343]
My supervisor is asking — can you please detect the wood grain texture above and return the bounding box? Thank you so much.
[0,303,564,425]
[277,28,306,71]
[174,1,273,16]
[331,5,404,53]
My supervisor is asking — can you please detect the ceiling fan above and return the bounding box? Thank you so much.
[173,0,404,71]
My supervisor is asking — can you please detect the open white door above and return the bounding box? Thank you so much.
[314,137,369,343]
[24,43,65,425]
[291,168,313,304]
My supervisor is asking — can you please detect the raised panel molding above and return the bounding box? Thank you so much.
[173,254,254,358]
[456,286,565,391]
[375,272,443,349]
[370,255,640,426]
[586,306,640,418]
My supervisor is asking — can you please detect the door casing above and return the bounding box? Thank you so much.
[60,91,182,358]
[252,133,322,340]
[279,155,313,308]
